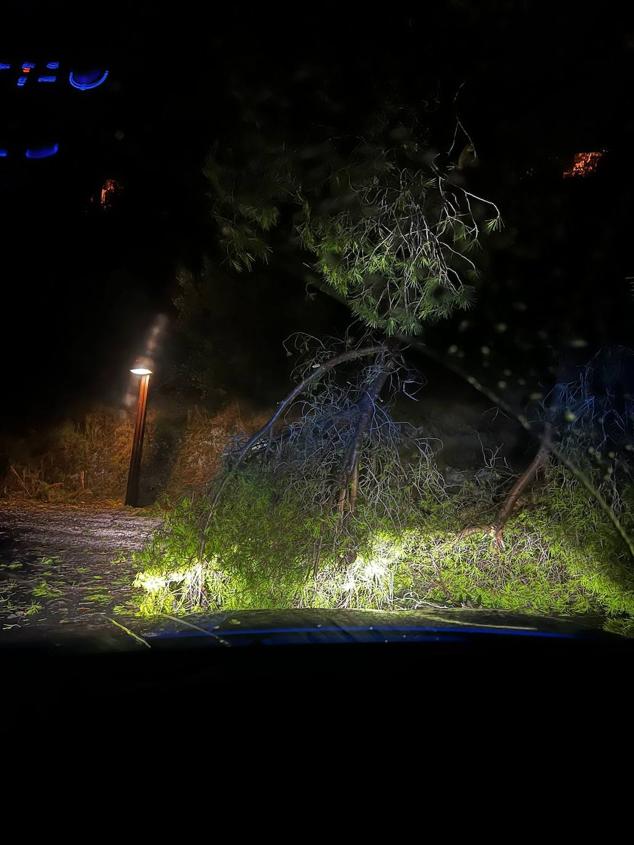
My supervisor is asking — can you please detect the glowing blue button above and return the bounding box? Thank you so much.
[0,149,8,158]
[0,63,11,70]
[17,76,27,87]
[37,76,57,83]
[46,62,60,70]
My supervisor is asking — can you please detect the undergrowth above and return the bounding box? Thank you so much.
[0,401,267,503]
[132,460,634,631]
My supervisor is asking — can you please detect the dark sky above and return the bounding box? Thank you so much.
[1,3,633,429]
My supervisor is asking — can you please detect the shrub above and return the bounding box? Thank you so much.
[133,457,634,631]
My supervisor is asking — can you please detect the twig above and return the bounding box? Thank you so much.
[202,344,385,537]
[492,423,552,549]
[108,617,151,649]
[9,465,29,493]
[159,613,231,647]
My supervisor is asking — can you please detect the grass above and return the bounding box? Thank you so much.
[1,410,135,502]
[38,556,59,569]
[131,460,634,632]
[112,603,137,615]
[0,400,269,504]
[84,591,113,604]
[32,580,63,599]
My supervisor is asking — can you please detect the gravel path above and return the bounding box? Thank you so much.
[0,501,162,632]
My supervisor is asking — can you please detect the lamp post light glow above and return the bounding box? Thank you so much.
[125,364,152,507]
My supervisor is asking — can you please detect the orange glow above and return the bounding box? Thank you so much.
[22,67,30,73]
[99,177,122,209]
[563,151,604,179]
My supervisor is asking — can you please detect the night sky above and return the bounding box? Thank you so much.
[2,3,633,430]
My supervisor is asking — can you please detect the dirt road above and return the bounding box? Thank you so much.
[0,501,162,631]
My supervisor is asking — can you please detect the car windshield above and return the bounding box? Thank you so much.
[1,4,633,653]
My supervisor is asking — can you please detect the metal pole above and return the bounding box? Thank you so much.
[125,373,150,507]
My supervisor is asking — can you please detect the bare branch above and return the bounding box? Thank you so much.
[202,344,386,528]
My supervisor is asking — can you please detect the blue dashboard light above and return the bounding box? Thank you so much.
[37,75,57,83]
[46,62,60,70]
[68,68,108,91]
[0,149,8,158]
[0,63,11,70]
[22,62,36,68]
[17,76,27,87]
[25,143,59,159]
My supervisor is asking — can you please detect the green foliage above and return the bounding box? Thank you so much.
[32,580,62,599]
[205,112,501,336]
[603,616,634,637]
[204,147,293,272]
[392,461,634,624]
[38,556,59,568]
[133,458,634,632]
[135,471,363,613]
[297,157,495,335]
[85,591,112,605]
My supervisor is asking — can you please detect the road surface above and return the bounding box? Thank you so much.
[0,501,162,631]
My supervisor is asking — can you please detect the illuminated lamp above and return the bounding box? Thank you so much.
[25,143,59,159]
[126,362,152,506]
[68,68,108,91]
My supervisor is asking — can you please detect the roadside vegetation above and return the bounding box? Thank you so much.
[132,454,633,626]
[0,401,268,505]
[132,354,634,633]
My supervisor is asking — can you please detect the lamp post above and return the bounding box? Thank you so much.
[125,365,152,507]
